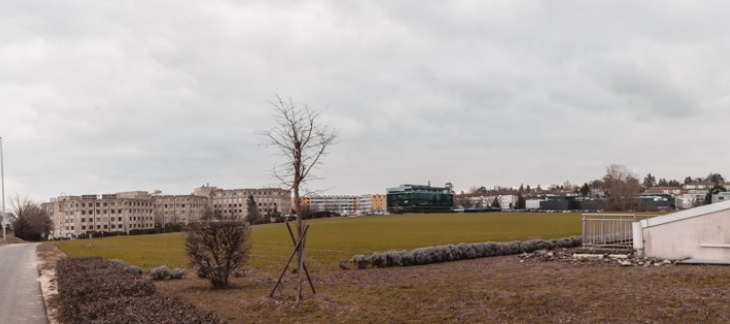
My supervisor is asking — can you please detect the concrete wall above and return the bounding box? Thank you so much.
[641,204,730,260]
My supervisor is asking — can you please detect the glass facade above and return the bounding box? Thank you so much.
[386,184,454,213]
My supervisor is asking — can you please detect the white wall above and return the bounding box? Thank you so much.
[641,203,730,260]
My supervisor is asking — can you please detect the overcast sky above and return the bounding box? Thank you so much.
[2,1,730,202]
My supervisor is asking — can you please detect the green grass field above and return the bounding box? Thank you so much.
[56,212,583,272]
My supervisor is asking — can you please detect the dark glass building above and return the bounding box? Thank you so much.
[386,184,454,213]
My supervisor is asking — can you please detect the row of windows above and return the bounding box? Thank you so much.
[63,201,153,209]
[63,223,154,231]
[64,209,153,216]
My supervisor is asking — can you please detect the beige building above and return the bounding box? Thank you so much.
[44,191,157,239]
[45,185,292,239]
[192,185,292,220]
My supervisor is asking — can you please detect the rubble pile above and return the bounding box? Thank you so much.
[517,249,679,267]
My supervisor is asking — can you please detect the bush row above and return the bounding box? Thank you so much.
[72,225,185,239]
[54,257,221,323]
[343,236,582,269]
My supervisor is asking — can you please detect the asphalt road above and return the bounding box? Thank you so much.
[0,243,47,324]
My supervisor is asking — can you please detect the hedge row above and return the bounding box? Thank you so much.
[54,257,222,323]
[344,236,582,269]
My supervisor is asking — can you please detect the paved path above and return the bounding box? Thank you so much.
[0,243,47,324]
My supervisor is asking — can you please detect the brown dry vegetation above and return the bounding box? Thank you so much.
[154,250,730,323]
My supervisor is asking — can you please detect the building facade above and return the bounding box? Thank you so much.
[304,195,358,216]
[192,185,292,220]
[44,191,158,239]
[386,184,454,213]
[45,185,292,239]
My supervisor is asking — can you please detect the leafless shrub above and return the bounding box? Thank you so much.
[150,266,171,280]
[125,265,143,276]
[185,221,251,288]
[345,236,583,269]
[171,267,186,279]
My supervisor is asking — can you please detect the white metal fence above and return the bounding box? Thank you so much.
[582,213,656,248]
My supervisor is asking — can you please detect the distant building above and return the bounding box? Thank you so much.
[358,194,387,215]
[386,184,454,213]
[192,185,291,219]
[44,184,292,239]
[43,191,158,239]
[300,195,358,216]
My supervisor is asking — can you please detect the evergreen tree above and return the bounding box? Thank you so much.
[643,173,656,188]
[580,183,590,196]
[491,197,500,208]
[246,195,261,223]
[516,193,526,209]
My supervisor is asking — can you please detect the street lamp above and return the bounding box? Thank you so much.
[1,136,5,242]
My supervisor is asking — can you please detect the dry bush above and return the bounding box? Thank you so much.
[54,257,221,323]
[345,236,582,269]
[77,295,222,323]
[184,221,251,288]
[150,265,171,280]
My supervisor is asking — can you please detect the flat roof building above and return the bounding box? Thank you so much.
[386,184,454,213]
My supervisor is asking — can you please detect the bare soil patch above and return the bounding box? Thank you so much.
[154,249,730,323]
[37,244,67,324]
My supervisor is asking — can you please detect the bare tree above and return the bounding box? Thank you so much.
[9,195,53,241]
[603,164,642,211]
[261,95,337,303]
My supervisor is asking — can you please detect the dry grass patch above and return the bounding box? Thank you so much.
[155,252,730,323]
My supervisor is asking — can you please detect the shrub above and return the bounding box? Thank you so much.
[125,265,144,276]
[150,266,171,280]
[54,257,221,323]
[185,221,251,288]
[346,236,583,269]
[171,267,186,279]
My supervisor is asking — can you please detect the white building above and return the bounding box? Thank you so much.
[306,195,358,216]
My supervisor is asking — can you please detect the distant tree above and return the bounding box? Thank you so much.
[643,173,656,188]
[563,181,573,192]
[518,184,524,194]
[657,178,668,187]
[516,193,526,209]
[603,164,642,211]
[704,185,727,205]
[668,179,681,187]
[684,176,693,184]
[535,185,542,192]
[200,205,216,221]
[491,197,500,208]
[589,179,604,189]
[185,221,251,289]
[525,185,531,192]
[246,195,261,223]
[705,173,725,185]
[9,195,53,241]
[580,183,590,196]
[445,182,454,192]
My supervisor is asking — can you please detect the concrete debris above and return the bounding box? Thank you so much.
[517,249,679,267]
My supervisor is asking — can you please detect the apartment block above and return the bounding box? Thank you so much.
[43,191,157,239]
[44,184,292,239]
[192,185,292,219]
